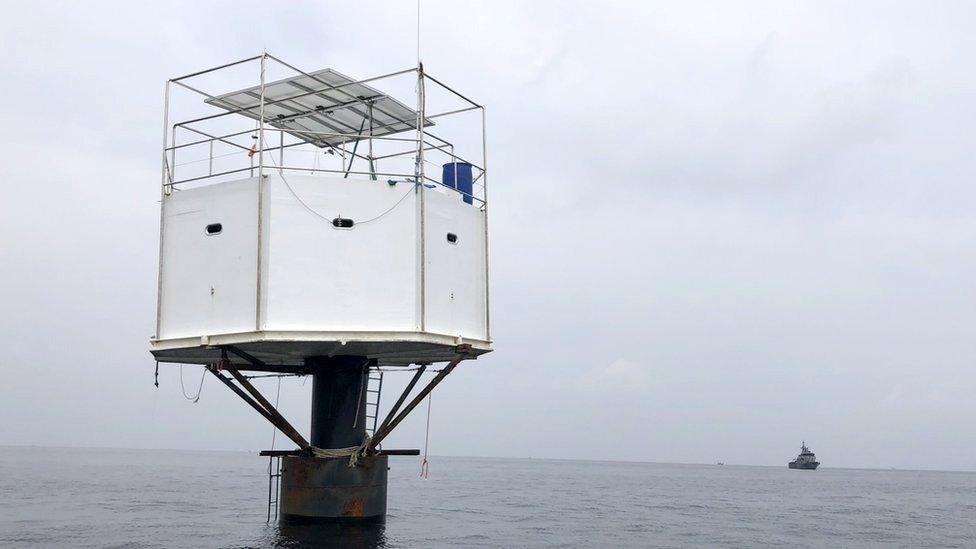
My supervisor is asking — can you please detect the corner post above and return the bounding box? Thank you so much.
[255,53,267,331]
[416,63,427,332]
[155,79,171,340]
[481,106,490,342]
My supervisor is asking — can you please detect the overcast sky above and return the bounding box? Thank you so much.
[1,1,974,471]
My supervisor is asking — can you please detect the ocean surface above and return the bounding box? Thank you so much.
[1,446,974,548]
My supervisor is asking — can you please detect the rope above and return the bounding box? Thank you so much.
[310,433,372,468]
[354,185,416,225]
[311,446,360,458]
[420,393,432,479]
[179,364,206,403]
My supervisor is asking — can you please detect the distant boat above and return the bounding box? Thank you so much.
[788,441,820,470]
[716,462,725,466]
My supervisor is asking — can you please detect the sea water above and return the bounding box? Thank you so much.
[1,446,973,548]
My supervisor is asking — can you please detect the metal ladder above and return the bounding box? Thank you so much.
[365,370,384,437]
[266,454,282,522]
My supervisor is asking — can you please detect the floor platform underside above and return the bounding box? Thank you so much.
[150,331,491,370]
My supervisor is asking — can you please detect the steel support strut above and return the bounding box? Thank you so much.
[377,365,426,434]
[367,350,469,453]
[227,368,310,449]
[206,347,310,450]
[206,366,307,449]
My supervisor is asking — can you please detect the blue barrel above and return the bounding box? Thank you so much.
[442,162,473,204]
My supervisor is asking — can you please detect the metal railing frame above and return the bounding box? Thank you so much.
[161,55,487,206]
[156,52,491,340]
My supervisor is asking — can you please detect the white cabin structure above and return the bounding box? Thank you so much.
[150,55,491,367]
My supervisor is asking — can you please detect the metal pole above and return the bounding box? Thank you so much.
[170,125,177,184]
[169,127,420,149]
[168,167,417,187]
[250,120,256,178]
[154,80,170,340]
[160,81,171,190]
[481,106,490,341]
[170,54,264,82]
[424,105,481,121]
[256,53,266,331]
[171,127,256,151]
[423,72,483,108]
[267,456,274,522]
[371,142,452,161]
[368,102,376,180]
[258,54,266,179]
[416,62,427,331]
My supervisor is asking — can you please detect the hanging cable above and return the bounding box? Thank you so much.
[269,375,282,450]
[179,364,206,403]
[354,185,416,225]
[154,361,159,388]
[353,361,366,429]
[261,135,416,226]
[420,393,432,479]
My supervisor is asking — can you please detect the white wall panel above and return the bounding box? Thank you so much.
[155,174,490,360]
[423,187,488,340]
[158,178,259,339]
[264,175,419,332]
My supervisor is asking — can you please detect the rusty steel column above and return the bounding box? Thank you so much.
[279,355,387,523]
[280,454,388,523]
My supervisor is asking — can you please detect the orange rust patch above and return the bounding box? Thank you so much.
[343,498,365,517]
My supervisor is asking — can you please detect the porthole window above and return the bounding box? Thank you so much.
[332,217,355,229]
[446,232,458,244]
[205,223,222,235]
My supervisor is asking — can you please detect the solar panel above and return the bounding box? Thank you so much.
[205,68,432,148]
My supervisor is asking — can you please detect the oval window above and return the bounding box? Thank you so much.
[206,223,222,235]
[446,233,458,244]
[332,217,355,229]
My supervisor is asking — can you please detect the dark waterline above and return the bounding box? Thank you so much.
[1,446,974,548]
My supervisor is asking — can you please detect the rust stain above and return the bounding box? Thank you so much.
[343,497,365,517]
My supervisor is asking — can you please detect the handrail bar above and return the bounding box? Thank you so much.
[425,105,482,121]
[179,126,252,152]
[168,128,479,171]
[166,164,485,206]
[167,166,416,187]
[170,54,264,83]
[372,143,452,161]
[423,72,482,109]
[166,128,423,152]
